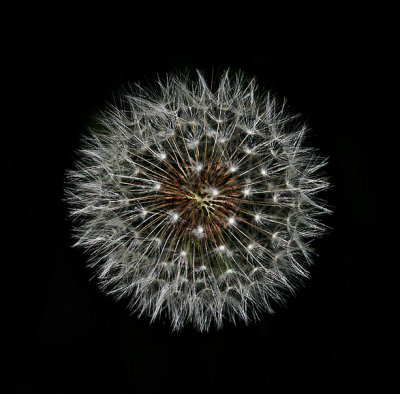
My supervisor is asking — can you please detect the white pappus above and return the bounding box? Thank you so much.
[65,70,330,331]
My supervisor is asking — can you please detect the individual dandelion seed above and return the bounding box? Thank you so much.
[65,69,330,332]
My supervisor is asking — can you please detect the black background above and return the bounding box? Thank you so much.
[7,3,395,393]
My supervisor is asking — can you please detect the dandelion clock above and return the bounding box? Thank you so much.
[65,70,330,331]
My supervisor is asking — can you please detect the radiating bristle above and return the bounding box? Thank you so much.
[65,69,330,332]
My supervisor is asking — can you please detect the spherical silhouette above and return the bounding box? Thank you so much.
[66,70,330,331]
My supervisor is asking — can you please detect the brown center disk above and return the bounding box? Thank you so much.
[153,158,243,243]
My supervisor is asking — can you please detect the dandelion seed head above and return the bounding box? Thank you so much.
[66,69,330,332]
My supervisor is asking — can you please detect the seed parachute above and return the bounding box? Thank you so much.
[65,70,330,331]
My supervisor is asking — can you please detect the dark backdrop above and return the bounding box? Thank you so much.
[7,3,393,393]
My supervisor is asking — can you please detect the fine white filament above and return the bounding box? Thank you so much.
[66,70,330,331]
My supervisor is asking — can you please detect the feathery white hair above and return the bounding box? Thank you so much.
[66,70,330,331]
